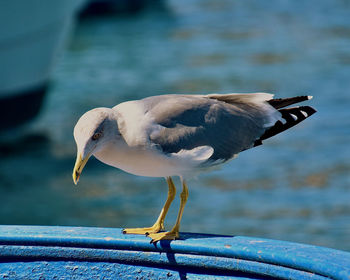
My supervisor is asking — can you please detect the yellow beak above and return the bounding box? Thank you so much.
[72,153,91,185]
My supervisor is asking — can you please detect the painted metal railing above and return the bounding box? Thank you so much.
[0,225,349,279]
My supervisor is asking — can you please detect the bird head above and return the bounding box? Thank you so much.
[72,108,119,185]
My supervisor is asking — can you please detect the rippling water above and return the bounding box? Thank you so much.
[1,0,349,251]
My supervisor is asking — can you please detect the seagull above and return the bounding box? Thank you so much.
[72,93,316,243]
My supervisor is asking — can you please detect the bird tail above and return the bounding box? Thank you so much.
[254,96,316,147]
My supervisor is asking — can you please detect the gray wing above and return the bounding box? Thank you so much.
[145,94,279,162]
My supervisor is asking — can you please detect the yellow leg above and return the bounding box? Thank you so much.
[147,178,189,243]
[123,177,176,235]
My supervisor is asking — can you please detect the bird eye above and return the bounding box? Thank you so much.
[91,132,102,141]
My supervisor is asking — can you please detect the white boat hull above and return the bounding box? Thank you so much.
[0,0,85,130]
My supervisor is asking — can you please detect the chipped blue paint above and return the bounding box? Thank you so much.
[0,226,349,279]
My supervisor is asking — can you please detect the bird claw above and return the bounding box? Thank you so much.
[122,224,164,235]
[147,231,179,243]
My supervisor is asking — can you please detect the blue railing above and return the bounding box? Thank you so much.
[0,225,349,279]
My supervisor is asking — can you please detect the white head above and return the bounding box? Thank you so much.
[72,107,120,184]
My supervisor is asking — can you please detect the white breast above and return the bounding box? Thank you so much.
[100,100,216,177]
[93,141,188,177]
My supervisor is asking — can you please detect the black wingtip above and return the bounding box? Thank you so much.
[254,105,316,147]
[268,95,313,109]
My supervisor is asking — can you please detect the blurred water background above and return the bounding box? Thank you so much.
[1,0,349,251]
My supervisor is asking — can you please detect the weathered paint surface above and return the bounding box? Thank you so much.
[0,225,349,279]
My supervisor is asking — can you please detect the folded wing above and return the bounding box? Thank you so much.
[147,93,283,163]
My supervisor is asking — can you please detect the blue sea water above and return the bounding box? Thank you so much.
[0,0,349,251]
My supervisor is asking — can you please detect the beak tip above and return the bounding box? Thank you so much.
[73,152,90,186]
[73,173,79,185]
[72,168,80,185]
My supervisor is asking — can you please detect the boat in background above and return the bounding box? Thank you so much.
[80,0,162,16]
[0,0,86,131]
